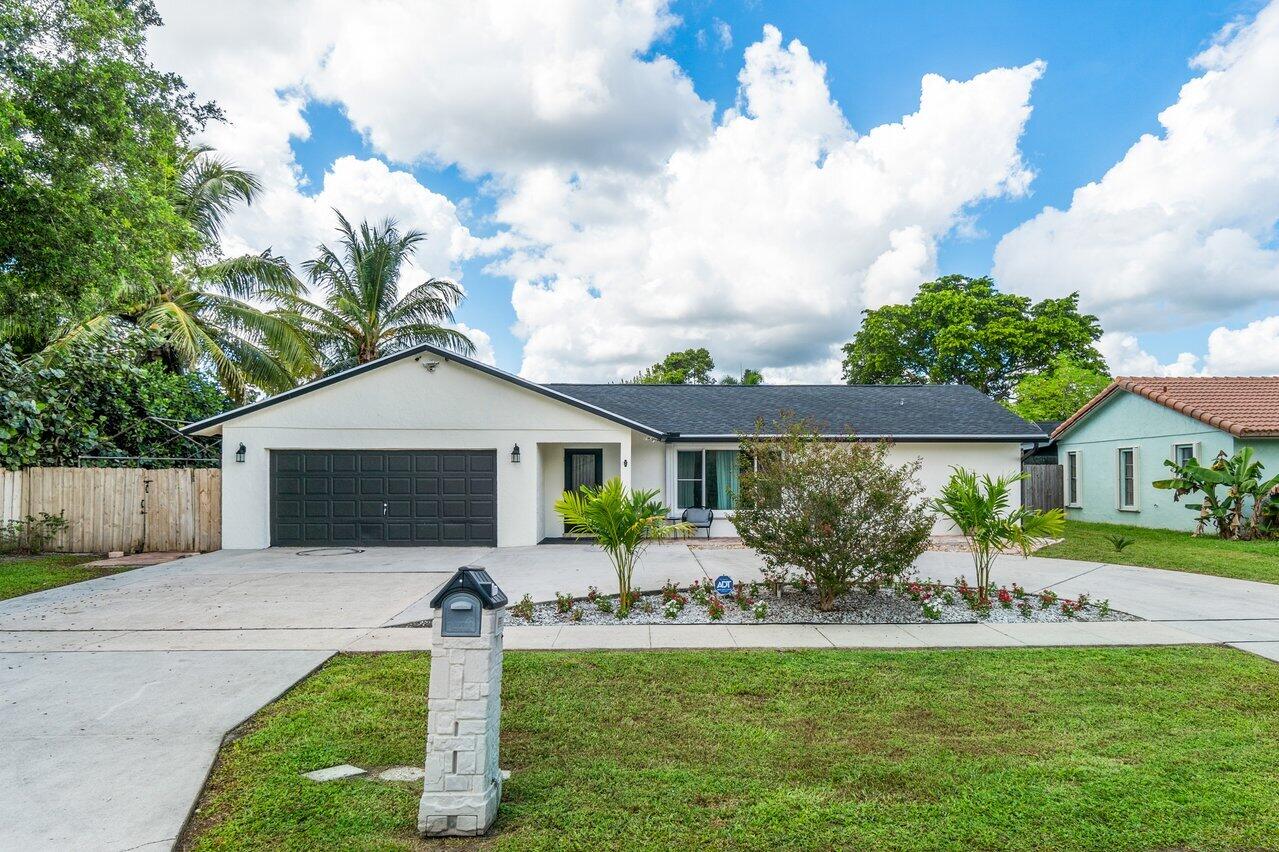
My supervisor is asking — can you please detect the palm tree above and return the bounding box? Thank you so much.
[931,467,1065,603]
[37,146,316,402]
[286,212,472,371]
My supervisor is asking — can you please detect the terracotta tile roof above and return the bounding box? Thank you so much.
[1052,376,1279,440]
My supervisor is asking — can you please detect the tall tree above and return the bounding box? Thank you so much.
[633,348,717,384]
[0,0,219,349]
[1010,356,1111,421]
[36,147,314,403]
[287,212,473,371]
[840,275,1104,402]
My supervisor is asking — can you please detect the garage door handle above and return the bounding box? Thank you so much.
[382,501,388,516]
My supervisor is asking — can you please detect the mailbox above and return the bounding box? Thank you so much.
[440,591,481,636]
[429,566,508,637]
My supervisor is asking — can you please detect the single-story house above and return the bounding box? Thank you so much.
[1051,376,1279,531]
[183,343,1045,548]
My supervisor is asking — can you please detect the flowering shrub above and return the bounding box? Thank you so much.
[997,587,1013,608]
[511,594,534,621]
[571,607,584,622]
[555,592,574,614]
[595,596,614,614]
[707,595,725,621]
[663,599,681,619]
[1039,589,1058,609]
[1060,598,1082,618]
[920,594,942,620]
[688,580,710,606]
[1098,599,1111,618]
[752,600,768,620]
[1012,583,1027,599]
[638,598,655,614]
[1017,600,1034,618]
[660,579,682,602]
[586,586,600,602]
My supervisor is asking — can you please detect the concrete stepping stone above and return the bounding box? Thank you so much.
[376,766,425,782]
[303,764,366,782]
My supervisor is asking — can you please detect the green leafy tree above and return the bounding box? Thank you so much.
[720,368,764,386]
[555,478,692,617]
[1154,448,1279,540]
[0,0,219,349]
[633,348,716,384]
[1011,356,1111,421]
[37,147,314,402]
[930,468,1065,603]
[841,275,1105,402]
[733,419,934,611]
[0,329,228,470]
[285,212,473,371]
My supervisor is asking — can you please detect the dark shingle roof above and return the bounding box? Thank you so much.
[546,383,1043,440]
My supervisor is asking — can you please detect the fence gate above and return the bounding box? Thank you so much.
[0,467,220,553]
[1021,464,1064,512]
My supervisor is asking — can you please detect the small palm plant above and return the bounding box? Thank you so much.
[931,468,1065,604]
[555,477,692,617]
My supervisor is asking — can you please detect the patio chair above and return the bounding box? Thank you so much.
[681,506,714,538]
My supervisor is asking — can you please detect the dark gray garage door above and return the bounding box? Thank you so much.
[270,450,497,546]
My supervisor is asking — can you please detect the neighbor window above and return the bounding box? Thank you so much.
[1117,447,1138,510]
[675,449,741,510]
[1065,451,1082,507]
[1173,443,1197,467]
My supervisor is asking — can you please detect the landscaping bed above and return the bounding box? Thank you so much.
[505,577,1132,627]
[182,647,1279,851]
[1037,520,1279,584]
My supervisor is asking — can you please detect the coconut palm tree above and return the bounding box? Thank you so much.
[35,146,316,402]
[286,212,472,371]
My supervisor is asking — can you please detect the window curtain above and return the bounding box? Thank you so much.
[714,450,739,509]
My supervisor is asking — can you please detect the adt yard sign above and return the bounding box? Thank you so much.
[714,575,734,596]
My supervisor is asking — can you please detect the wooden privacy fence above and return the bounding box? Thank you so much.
[1021,463,1065,512]
[0,467,220,553]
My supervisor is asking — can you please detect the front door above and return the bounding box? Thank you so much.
[563,449,604,532]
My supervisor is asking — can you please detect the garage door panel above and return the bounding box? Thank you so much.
[272,450,497,546]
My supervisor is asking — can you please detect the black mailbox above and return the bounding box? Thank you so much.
[430,566,508,637]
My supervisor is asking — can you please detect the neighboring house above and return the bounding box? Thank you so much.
[1051,377,1279,531]
[183,343,1044,549]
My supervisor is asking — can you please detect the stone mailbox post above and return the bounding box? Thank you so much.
[418,566,508,837]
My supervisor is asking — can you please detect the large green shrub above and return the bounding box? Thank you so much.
[733,420,934,611]
[1154,448,1279,540]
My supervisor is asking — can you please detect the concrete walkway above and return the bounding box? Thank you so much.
[3,542,1279,850]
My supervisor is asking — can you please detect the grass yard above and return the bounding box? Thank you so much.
[1037,520,1279,584]
[0,553,130,600]
[184,647,1279,851]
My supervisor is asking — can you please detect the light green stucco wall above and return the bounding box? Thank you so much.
[1054,391,1279,531]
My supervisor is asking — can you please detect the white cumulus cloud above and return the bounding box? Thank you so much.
[993,1,1279,332]
[503,27,1044,380]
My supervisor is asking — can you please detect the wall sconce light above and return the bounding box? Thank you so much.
[510,444,521,463]
[235,443,247,463]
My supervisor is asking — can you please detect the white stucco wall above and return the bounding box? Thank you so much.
[219,356,632,548]
[656,440,1024,536]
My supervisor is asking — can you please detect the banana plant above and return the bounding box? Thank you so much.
[1153,448,1279,539]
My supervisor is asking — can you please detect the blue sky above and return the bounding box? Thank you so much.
[158,0,1279,380]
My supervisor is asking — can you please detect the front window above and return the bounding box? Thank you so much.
[1118,447,1138,510]
[1174,443,1196,467]
[676,449,740,510]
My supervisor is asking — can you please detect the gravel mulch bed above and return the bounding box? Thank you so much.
[509,583,1135,627]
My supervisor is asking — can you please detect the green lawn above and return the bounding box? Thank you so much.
[1037,520,1279,584]
[184,647,1279,851]
[0,553,134,600]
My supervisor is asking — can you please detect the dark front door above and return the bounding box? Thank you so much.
[563,448,603,532]
[270,450,497,547]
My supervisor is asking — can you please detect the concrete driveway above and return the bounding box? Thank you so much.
[3,542,1278,850]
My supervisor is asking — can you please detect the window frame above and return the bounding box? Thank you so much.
[1171,442,1199,468]
[1116,446,1140,511]
[672,447,743,512]
[1065,450,1082,508]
